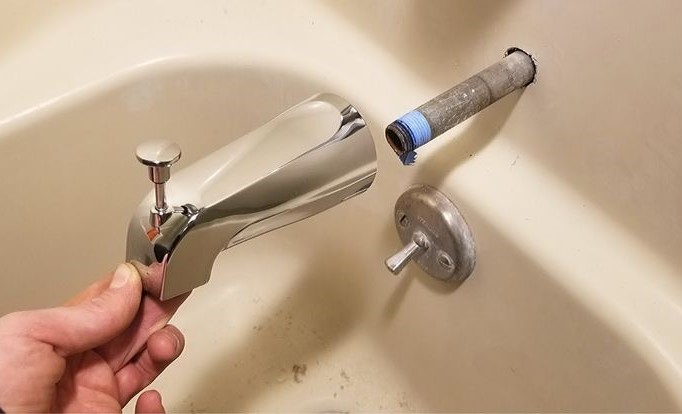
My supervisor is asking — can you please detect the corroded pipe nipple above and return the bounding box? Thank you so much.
[385,48,536,165]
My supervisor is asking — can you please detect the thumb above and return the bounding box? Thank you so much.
[8,264,143,356]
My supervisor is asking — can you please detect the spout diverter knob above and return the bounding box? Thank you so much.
[135,140,181,227]
[136,140,181,165]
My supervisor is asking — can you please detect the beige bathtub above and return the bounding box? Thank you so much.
[1,1,681,411]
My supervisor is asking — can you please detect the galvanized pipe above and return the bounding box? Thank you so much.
[385,49,536,164]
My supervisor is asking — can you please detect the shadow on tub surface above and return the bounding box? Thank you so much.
[375,195,678,412]
[168,225,369,412]
[166,207,677,412]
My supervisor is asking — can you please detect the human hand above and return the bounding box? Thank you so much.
[0,262,189,413]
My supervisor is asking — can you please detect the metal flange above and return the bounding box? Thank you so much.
[386,185,476,282]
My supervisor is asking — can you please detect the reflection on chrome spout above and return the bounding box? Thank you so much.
[126,94,377,300]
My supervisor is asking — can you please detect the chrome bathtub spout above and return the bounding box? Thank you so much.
[126,94,377,300]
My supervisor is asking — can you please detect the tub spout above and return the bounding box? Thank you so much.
[126,94,377,300]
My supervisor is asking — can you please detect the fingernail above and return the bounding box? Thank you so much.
[110,264,131,289]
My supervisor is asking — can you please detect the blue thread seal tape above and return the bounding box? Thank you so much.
[395,110,432,150]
